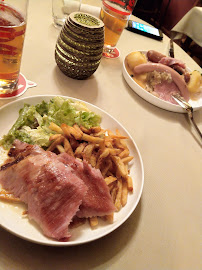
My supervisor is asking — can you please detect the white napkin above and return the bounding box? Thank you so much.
[80,4,101,18]
[63,0,81,15]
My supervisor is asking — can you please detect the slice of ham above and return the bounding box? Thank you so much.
[58,153,116,218]
[153,81,180,104]
[0,142,87,241]
[159,56,186,69]
[133,63,190,101]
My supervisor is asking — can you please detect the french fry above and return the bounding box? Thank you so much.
[47,135,64,151]
[121,156,134,164]
[101,158,113,177]
[69,137,80,151]
[73,124,83,137]
[116,129,128,149]
[82,133,104,144]
[111,156,127,179]
[121,180,128,206]
[96,148,110,169]
[83,144,95,162]
[89,216,98,228]
[90,153,97,167]
[105,176,117,185]
[119,149,129,158]
[64,138,74,156]
[56,144,65,153]
[49,122,63,134]
[74,142,87,158]
[49,134,63,141]
[89,126,101,133]
[126,176,133,191]
[111,185,118,203]
[61,123,71,138]
[93,129,106,137]
[80,125,91,134]
[61,124,82,140]
[108,148,121,156]
[115,179,122,211]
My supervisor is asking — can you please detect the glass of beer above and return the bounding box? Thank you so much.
[0,0,28,94]
[100,0,137,58]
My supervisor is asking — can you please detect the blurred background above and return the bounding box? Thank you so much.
[132,0,202,66]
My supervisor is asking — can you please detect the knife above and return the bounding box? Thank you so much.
[169,39,175,58]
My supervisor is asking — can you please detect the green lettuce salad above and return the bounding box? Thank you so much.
[0,97,101,150]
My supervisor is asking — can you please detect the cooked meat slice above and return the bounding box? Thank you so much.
[0,149,87,241]
[153,81,181,104]
[58,153,116,218]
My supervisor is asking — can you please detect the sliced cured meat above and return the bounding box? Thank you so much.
[153,81,180,104]
[58,153,116,218]
[0,146,87,241]
[159,56,186,69]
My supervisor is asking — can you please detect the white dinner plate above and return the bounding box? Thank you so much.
[0,95,144,246]
[122,51,202,113]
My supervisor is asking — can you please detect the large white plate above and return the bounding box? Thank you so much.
[123,51,202,113]
[0,95,144,246]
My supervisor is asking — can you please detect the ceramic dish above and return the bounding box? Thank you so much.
[122,51,202,113]
[0,95,144,246]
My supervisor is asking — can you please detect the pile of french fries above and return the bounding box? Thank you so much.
[48,122,134,228]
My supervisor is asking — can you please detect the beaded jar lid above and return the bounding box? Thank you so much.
[55,12,104,80]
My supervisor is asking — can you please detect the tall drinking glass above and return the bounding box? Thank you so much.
[0,0,28,94]
[100,0,137,58]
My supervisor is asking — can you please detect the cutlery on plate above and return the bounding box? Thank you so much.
[172,93,202,140]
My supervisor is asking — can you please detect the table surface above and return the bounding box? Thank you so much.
[0,1,201,270]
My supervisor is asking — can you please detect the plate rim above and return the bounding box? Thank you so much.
[122,50,202,113]
[0,95,144,246]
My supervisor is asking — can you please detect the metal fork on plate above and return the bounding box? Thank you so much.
[172,94,202,140]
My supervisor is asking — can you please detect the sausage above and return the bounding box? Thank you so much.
[133,63,190,101]
[147,50,166,63]
[172,64,190,83]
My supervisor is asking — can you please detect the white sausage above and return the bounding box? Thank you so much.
[133,63,190,101]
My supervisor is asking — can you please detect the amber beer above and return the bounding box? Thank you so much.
[0,3,26,93]
[100,4,128,48]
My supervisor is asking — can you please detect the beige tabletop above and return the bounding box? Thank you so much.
[0,1,201,270]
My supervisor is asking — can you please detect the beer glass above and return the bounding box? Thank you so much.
[100,0,137,58]
[0,0,28,94]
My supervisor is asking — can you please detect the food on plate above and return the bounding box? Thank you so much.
[125,51,147,70]
[0,140,116,241]
[0,98,134,241]
[0,97,101,150]
[187,70,202,93]
[134,63,190,101]
[125,50,202,104]
[147,50,165,63]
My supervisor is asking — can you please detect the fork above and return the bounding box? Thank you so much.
[172,93,202,140]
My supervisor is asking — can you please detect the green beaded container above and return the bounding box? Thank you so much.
[55,12,104,80]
